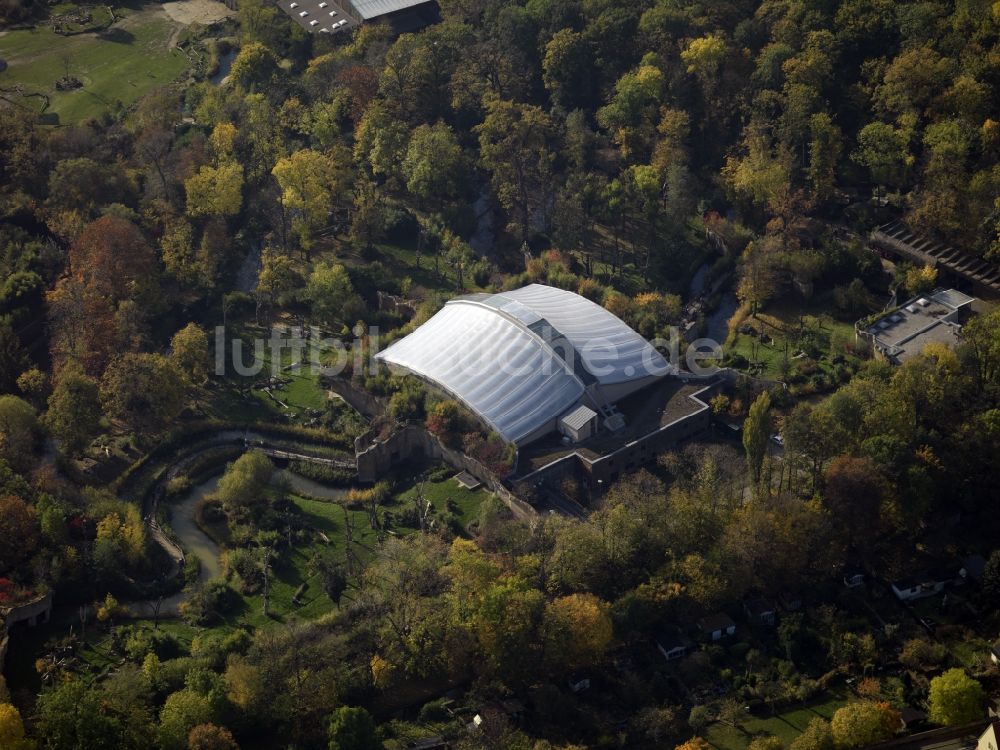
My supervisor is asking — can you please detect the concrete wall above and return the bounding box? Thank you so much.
[1,591,53,628]
[513,381,721,494]
[0,591,54,673]
[357,424,537,520]
[326,377,385,419]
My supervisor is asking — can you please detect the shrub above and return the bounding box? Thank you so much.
[123,626,180,662]
[180,578,240,626]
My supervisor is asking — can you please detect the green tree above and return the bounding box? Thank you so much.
[349,177,388,252]
[327,706,382,750]
[186,163,244,218]
[35,680,122,749]
[99,353,185,434]
[0,394,38,472]
[0,703,34,750]
[852,122,908,198]
[254,251,299,324]
[159,690,214,750]
[807,113,843,201]
[830,701,899,748]
[928,669,985,727]
[306,262,359,327]
[0,319,29,394]
[272,148,351,257]
[743,391,772,485]
[229,42,279,90]
[790,718,834,750]
[216,450,272,513]
[476,98,557,240]
[425,400,461,445]
[14,370,44,409]
[541,593,614,671]
[542,29,594,110]
[0,495,39,574]
[749,737,784,750]
[171,323,211,384]
[597,61,665,159]
[983,550,1000,604]
[402,122,465,210]
[353,101,409,184]
[782,403,848,493]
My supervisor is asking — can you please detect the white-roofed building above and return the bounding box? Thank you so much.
[375,284,670,446]
[276,0,438,35]
[857,287,977,365]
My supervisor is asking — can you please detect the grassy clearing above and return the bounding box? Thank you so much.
[215,469,490,628]
[393,472,491,529]
[0,4,189,124]
[706,688,850,750]
[203,327,336,424]
[724,294,869,387]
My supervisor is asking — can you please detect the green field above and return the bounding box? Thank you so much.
[0,5,189,124]
[394,472,491,529]
[706,688,850,750]
[204,328,340,425]
[209,470,491,628]
[725,295,866,385]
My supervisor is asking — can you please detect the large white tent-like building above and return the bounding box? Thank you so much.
[375,284,670,446]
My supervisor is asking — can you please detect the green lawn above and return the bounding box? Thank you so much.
[394,472,491,529]
[204,495,374,629]
[707,688,850,750]
[224,470,491,627]
[0,5,189,124]
[725,295,867,385]
[204,328,337,424]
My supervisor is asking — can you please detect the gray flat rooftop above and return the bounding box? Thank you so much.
[349,0,430,18]
[866,288,972,363]
[890,321,962,362]
[277,0,359,34]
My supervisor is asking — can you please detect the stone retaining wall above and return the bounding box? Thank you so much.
[357,425,536,520]
[0,591,54,672]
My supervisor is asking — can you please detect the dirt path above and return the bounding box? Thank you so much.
[161,0,234,26]
[159,0,233,48]
[122,429,356,618]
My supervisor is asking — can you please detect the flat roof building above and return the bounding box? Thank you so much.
[375,284,670,446]
[859,288,975,364]
[277,0,438,35]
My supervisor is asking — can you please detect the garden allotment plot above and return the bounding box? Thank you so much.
[0,4,189,125]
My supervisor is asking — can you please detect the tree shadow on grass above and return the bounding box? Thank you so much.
[98,26,134,43]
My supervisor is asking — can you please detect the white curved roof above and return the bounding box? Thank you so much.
[499,284,665,385]
[375,284,668,444]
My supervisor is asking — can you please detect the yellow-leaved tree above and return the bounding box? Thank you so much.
[0,703,35,750]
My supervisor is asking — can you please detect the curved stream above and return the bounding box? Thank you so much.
[169,475,224,583]
[163,469,349,588]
